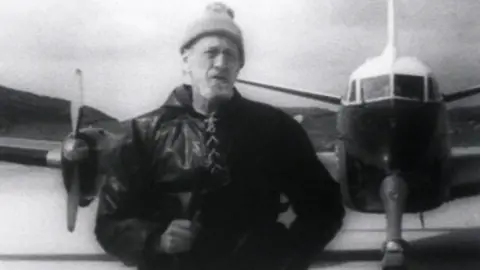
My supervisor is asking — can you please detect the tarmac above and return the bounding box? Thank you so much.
[0,162,478,269]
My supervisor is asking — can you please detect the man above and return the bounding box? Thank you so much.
[95,2,345,270]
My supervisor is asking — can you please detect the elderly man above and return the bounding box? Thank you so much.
[94,2,345,270]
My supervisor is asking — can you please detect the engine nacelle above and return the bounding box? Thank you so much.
[61,127,117,207]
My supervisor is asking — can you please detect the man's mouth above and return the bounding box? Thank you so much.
[211,75,228,82]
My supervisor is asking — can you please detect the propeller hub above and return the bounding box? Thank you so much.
[62,138,89,161]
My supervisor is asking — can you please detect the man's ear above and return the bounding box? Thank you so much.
[181,49,191,73]
[181,49,192,84]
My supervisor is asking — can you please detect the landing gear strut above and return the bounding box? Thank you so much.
[379,172,409,270]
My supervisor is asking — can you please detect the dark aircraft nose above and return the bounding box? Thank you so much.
[346,99,442,172]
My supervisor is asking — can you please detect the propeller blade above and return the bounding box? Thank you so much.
[64,68,86,232]
[72,69,84,136]
[67,166,80,232]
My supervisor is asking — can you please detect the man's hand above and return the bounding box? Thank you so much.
[159,219,200,254]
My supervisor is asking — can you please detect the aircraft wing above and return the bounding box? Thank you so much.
[317,151,339,182]
[448,146,480,199]
[317,146,480,198]
[0,137,61,168]
[236,79,342,112]
[443,84,480,103]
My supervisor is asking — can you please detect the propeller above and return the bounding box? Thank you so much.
[71,69,84,136]
[62,68,89,232]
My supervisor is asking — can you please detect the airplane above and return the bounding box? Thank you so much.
[1,0,480,270]
[236,0,480,269]
[0,68,124,233]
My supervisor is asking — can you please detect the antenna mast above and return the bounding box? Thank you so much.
[382,0,397,62]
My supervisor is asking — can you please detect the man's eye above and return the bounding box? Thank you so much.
[205,50,217,56]
[225,51,237,60]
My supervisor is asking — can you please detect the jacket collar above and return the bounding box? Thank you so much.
[163,84,243,117]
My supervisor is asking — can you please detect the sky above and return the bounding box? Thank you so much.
[0,0,479,120]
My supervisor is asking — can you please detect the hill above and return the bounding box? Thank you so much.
[0,84,479,151]
[280,106,480,152]
[0,85,122,141]
[280,107,337,151]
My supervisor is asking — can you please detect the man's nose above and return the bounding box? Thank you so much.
[213,54,228,69]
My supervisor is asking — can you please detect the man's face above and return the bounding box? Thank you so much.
[183,35,241,100]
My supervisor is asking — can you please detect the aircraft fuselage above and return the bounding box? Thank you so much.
[337,98,452,213]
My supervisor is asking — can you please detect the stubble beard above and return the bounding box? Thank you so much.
[192,79,234,114]
[198,79,233,101]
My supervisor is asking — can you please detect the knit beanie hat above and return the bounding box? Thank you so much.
[180,2,245,68]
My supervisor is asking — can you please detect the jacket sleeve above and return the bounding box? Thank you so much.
[272,113,345,266]
[94,118,168,267]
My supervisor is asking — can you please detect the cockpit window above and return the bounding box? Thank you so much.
[428,77,441,101]
[360,75,390,100]
[348,81,357,102]
[394,75,424,101]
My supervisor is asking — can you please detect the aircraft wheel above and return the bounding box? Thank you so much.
[381,240,409,270]
[382,254,407,270]
[381,252,407,270]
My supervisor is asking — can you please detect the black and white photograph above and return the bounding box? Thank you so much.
[0,0,479,269]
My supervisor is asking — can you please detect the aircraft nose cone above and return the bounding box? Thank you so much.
[389,117,397,128]
[62,138,89,161]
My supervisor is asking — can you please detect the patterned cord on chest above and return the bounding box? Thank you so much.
[204,112,225,174]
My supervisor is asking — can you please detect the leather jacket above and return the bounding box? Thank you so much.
[94,85,345,270]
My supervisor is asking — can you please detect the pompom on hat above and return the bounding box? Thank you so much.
[180,2,245,67]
